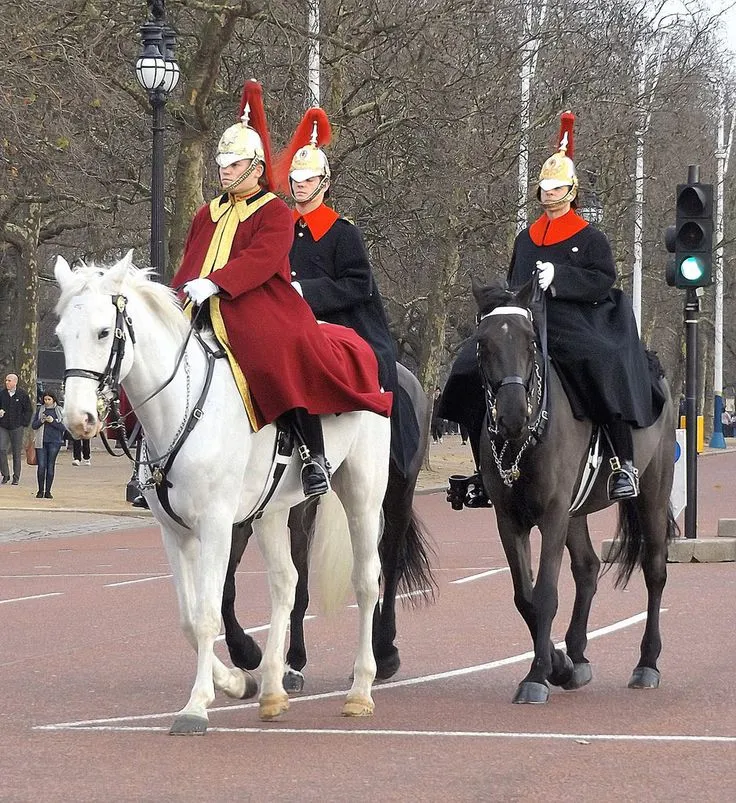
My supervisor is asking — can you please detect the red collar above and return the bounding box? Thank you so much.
[293,203,340,242]
[528,210,588,246]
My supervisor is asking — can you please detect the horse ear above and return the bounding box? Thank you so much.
[54,256,73,289]
[516,278,536,308]
[106,249,135,289]
[471,276,486,307]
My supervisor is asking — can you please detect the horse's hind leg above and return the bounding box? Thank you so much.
[283,500,317,692]
[554,516,599,691]
[222,520,263,671]
[333,474,382,717]
[254,509,296,721]
[627,471,672,689]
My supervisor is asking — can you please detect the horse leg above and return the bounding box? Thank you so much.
[627,467,672,689]
[501,505,569,704]
[372,462,407,680]
[222,520,263,671]
[163,520,250,735]
[553,516,599,691]
[254,509,296,721]
[283,500,317,692]
[332,474,382,717]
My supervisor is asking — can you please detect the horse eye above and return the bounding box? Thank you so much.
[98,328,110,341]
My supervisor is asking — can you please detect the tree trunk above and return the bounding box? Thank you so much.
[169,133,206,278]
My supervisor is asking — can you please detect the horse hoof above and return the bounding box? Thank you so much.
[562,662,593,690]
[512,681,550,704]
[227,630,262,671]
[375,651,400,681]
[628,666,661,689]
[169,714,208,735]
[342,694,374,717]
[283,669,305,693]
[259,692,290,721]
[547,653,574,687]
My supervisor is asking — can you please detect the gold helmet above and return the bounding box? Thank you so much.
[275,107,332,197]
[538,111,578,205]
[215,80,274,190]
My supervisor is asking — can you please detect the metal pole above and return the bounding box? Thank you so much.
[710,96,726,448]
[632,51,645,332]
[150,92,166,279]
[684,288,699,539]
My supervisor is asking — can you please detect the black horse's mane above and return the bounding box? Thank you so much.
[471,276,538,320]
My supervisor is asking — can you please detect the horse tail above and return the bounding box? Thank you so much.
[386,509,438,606]
[310,492,354,615]
[605,501,678,589]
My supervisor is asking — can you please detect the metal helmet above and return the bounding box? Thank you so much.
[275,107,332,197]
[537,112,578,205]
[215,80,274,190]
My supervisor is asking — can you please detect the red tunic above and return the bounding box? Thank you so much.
[171,190,392,429]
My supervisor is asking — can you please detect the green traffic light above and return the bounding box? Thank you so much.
[680,256,705,281]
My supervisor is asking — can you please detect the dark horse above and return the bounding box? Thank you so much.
[473,277,677,704]
[221,362,436,690]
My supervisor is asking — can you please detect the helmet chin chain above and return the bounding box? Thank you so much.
[540,186,577,211]
[290,174,329,204]
[223,157,261,194]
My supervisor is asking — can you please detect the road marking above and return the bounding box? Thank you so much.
[214,615,317,642]
[51,725,736,742]
[105,574,171,588]
[348,589,431,608]
[451,568,509,584]
[35,610,660,731]
[0,592,63,605]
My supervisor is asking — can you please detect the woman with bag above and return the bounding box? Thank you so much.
[31,391,65,499]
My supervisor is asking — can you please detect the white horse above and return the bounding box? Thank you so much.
[54,252,390,734]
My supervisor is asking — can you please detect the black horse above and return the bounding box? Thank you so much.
[221,363,436,690]
[473,277,677,704]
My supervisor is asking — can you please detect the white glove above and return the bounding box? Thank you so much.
[291,281,303,297]
[183,278,218,305]
[536,261,555,291]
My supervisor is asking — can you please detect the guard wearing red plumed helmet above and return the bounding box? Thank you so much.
[274,108,415,477]
[172,84,392,498]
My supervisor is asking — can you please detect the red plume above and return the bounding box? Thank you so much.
[558,111,575,160]
[237,79,274,190]
[274,107,332,195]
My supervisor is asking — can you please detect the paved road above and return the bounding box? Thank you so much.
[1,450,735,801]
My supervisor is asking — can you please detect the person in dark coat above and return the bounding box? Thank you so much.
[0,373,33,485]
[275,107,417,477]
[171,82,392,498]
[442,112,662,503]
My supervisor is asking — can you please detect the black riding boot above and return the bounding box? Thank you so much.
[606,419,639,501]
[288,408,331,498]
[446,417,491,510]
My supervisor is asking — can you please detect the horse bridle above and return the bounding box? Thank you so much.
[64,294,137,456]
[476,295,550,486]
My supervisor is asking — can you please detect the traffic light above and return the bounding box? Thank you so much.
[665,180,713,288]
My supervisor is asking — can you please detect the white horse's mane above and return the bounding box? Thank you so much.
[56,260,189,339]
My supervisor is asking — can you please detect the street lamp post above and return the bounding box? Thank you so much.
[134,1,179,279]
[128,1,179,505]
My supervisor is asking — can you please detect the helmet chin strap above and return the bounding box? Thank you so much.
[223,157,261,194]
[290,174,329,204]
[540,185,577,210]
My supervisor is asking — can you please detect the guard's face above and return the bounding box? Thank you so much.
[219,160,263,195]
[292,175,327,206]
[540,185,570,204]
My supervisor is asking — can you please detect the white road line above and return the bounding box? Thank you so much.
[0,573,166,579]
[52,725,736,742]
[0,592,63,605]
[348,589,431,608]
[451,568,509,584]
[35,610,658,731]
[214,615,317,642]
[105,574,171,588]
